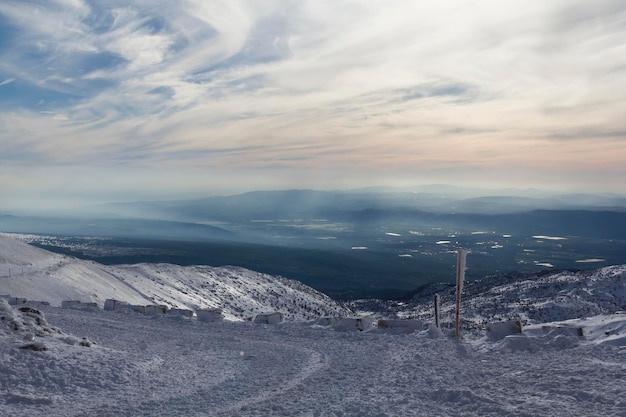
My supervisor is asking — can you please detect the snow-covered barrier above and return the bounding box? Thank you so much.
[129,305,146,314]
[197,308,224,322]
[62,301,98,309]
[62,300,81,308]
[145,305,168,315]
[103,299,129,311]
[334,317,374,331]
[486,320,523,339]
[541,325,584,337]
[253,312,283,325]
[168,308,194,318]
[8,297,27,305]
[316,317,341,326]
[377,319,424,331]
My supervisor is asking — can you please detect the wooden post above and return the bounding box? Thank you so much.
[455,248,468,337]
[434,294,440,328]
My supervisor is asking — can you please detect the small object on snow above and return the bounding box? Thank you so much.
[19,342,47,351]
[428,325,444,338]
[377,319,424,331]
[79,337,95,347]
[486,320,523,340]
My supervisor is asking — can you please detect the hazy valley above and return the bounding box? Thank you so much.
[2,187,625,299]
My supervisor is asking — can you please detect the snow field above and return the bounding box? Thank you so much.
[2,305,625,417]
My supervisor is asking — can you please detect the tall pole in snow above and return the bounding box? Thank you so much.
[434,294,440,328]
[455,248,468,337]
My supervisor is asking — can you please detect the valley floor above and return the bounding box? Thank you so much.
[2,307,625,417]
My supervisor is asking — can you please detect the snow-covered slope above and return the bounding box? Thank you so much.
[101,263,351,321]
[0,233,153,306]
[459,266,626,324]
[0,234,350,321]
[351,266,626,329]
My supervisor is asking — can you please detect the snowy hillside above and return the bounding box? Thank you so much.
[0,234,350,321]
[350,266,626,329]
[0,233,153,307]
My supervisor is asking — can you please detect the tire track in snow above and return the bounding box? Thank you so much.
[211,338,329,415]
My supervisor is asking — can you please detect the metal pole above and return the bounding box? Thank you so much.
[455,248,467,337]
[434,294,440,328]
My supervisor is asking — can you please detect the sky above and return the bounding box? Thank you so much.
[1,0,625,210]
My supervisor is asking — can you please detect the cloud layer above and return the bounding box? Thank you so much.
[1,0,625,207]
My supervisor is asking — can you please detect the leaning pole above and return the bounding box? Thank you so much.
[455,248,468,337]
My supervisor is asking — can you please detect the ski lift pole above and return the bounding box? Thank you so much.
[455,248,468,337]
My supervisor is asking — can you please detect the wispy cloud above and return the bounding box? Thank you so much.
[0,0,625,207]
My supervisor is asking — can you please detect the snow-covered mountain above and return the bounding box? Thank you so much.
[0,233,350,321]
[350,266,626,330]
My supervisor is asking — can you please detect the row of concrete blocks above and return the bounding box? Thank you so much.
[316,318,583,338]
[100,299,288,324]
[316,317,426,331]
[485,320,585,338]
[0,295,50,306]
[62,300,98,309]
[63,298,286,324]
[101,299,226,321]
[1,295,28,305]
